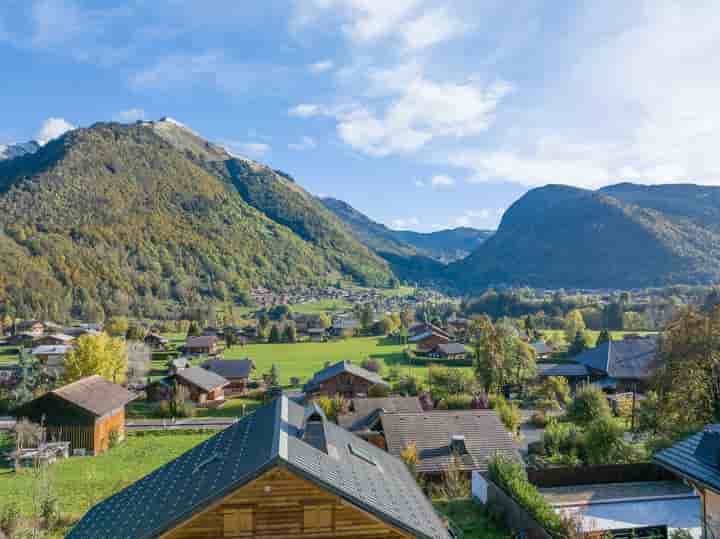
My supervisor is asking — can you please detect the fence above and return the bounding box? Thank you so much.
[472,471,552,539]
[527,463,676,488]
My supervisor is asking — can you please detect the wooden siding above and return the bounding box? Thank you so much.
[161,465,412,539]
[313,373,375,399]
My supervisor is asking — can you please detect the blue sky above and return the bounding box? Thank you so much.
[2,1,720,232]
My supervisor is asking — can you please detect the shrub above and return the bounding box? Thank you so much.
[315,395,347,421]
[566,384,612,425]
[538,376,571,407]
[494,396,522,436]
[542,417,584,457]
[487,455,570,538]
[537,398,561,412]
[41,495,60,530]
[368,383,390,398]
[360,357,382,373]
[584,416,627,465]
[108,428,121,449]
[394,375,421,396]
[0,503,20,538]
[443,394,473,410]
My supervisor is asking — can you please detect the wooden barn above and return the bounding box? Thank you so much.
[15,375,136,456]
[67,396,452,539]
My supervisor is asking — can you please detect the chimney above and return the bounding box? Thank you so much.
[450,434,467,455]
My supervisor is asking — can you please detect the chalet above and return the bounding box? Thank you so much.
[306,327,327,342]
[0,364,21,387]
[35,333,75,347]
[31,344,73,364]
[530,340,554,360]
[201,359,255,396]
[67,396,451,539]
[144,332,169,350]
[573,335,659,392]
[338,396,423,448]
[303,360,390,398]
[381,410,521,476]
[16,320,44,336]
[655,425,720,538]
[7,333,37,347]
[536,362,590,388]
[409,328,450,354]
[331,317,361,337]
[429,342,467,360]
[167,357,192,375]
[174,366,229,405]
[183,335,219,356]
[15,375,136,456]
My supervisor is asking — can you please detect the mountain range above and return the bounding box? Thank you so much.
[2,117,720,320]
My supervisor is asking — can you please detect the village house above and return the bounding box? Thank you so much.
[16,320,44,336]
[306,327,327,342]
[330,317,361,337]
[429,342,468,360]
[536,362,590,389]
[0,364,21,387]
[337,396,424,448]
[15,375,136,456]
[381,410,521,477]
[35,333,75,347]
[409,326,451,354]
[183,335,219,356]
[67,396,452,539]
[530,340,554,360]
[144,332,169,350]
[30,344,74,365]
[173,366,229,405]
[303,360,390,398]
[201,358,255,396]
[166,357,191,375]
[655,425,720,538]
[573,335,659,392]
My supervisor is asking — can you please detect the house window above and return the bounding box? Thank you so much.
[223,508,254,537]
[303,504,332,531]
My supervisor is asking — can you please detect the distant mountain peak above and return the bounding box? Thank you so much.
[0,140,40,161]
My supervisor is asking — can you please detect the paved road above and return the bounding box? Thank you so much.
[125,417,238,431]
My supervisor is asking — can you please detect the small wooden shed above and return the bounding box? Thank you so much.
[15,375,136,456]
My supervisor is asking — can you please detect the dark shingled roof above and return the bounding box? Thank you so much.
[338,397,423,431]
[654,425,720,493]
[47,375,136,417]
[537,362,590,378]
[573,336,659,380]
[303,360,389,392]
[175,366,229,392]
[67,396,451,539]
[436,343,467,355]
[201,359,254,380]
[530,341,553,355]
[381,411,521,474]
[184,335,217,348]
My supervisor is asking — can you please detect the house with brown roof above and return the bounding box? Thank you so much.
[338,397,423,448]
[381,410,521,476]
[303,360,390,399]
[15,375,136,456]
[174,366,229,405]
[201,358,255,396]
[183,335,219,355]
[16,320,44,336]
[410,328,451,354]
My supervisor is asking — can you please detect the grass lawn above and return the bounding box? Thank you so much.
[0,344,20,365]
[0,432,212,534]
[289,299,352,315]
[541,329,658,348]
[222,336,458,385]
[434,499,510,539]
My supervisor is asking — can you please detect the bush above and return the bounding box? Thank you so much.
[538,376,571,407]
[41,495,60,530]
[0,503,20,538]
[442,394,473,410]
[360,357,382,373]
[494,396,522,436]
[487,455,570,538]
[394,375,421,396]
[584,416,627,465]
[368,384,390,398]
[566,385,612,425]
[315,395,347,421]
[108,428,121,449]
[543,418,584,457]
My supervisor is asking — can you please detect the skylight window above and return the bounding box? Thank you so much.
[348,443,376,466]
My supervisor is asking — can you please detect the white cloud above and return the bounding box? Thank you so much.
[37,117,75,145]
[222,141,271,158]
[414,179,424,187]
[288,104,324,118]
[390,216,421,229]
[430,174,455,188]
[31,0,84,47]
[114,108,146,122]
[401,7,466,51]
[453,215,472,227]
[288,136,317,151]
[309,60,334,73]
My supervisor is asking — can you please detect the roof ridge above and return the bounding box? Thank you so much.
[52,374,102,392]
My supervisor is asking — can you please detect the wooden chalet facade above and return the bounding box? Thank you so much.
[174,366,229,405]
[15,376,136,456]
[183,336,219,356]
[303,360,390,399]
[68,396,451,539]
[201,359,255,396]
[409,329,450,354]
